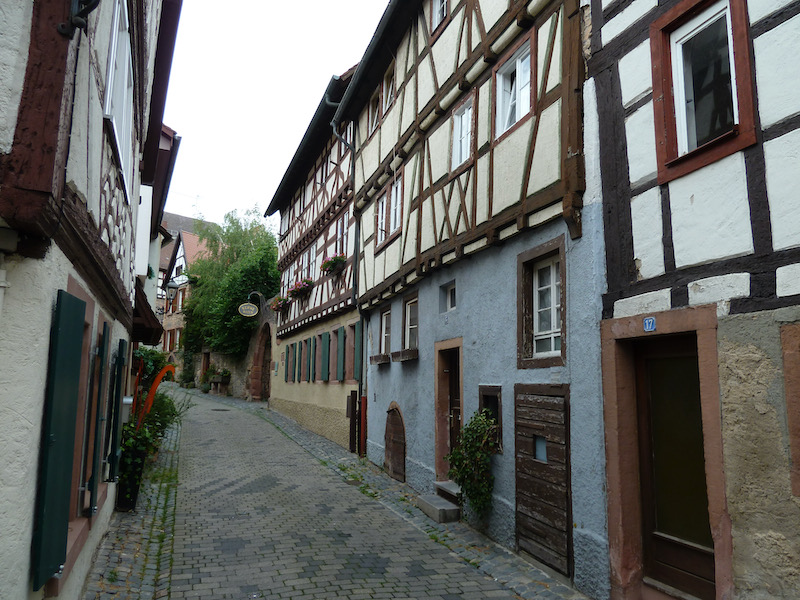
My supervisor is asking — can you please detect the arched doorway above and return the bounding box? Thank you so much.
[384,403,406,482]
[249,323,272,402]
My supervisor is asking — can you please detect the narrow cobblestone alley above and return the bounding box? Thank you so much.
[85,385,587,599]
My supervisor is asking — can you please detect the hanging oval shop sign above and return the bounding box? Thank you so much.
[238,302,259,317]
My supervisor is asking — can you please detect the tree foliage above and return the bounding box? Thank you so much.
[183,208,279,357]
[445,409,499,518]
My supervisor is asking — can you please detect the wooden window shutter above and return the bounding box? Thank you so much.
[32,290,86,591]
[107,339,127,481]
[88,322,110,515]
[296,342,303,382]
[311,336,317,381]
[290,343,297,382]
[337,326,346,381]
[284,344,290,382]
[306,338,312,382]
[321,332,330,381]
[354,320,363,382]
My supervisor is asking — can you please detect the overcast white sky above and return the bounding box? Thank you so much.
[162,1,389,230]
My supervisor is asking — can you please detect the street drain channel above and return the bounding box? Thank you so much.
[211,409,231,412]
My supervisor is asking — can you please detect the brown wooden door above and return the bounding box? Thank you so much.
[515,386,571,575]
[385,407,406,482]
[445,349,461,453]
[636,335,715,600]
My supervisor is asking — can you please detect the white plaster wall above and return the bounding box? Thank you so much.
[492,122,531,214]
[404,208,418,264]
[602,0,658,45]
[669,153,754,268]
[749,0,797,32]
[688,273,750,306]
[477,81,492,148]
[0,1,33,153]
[624,103,658,186]
[135,186,154,276]
[417,57,436,113]
[527,101,561,194]
[0,250,70,599]
[427,122,450,182]
[764,128,800,250]
[618,40,653,107]
[476,154,491,225]
[538,11,562,94]
[754,13,800,128]
[481,0,508,30]
[583,78,603,208]
[776,263,800,297]
[630,188,665,279]
[431,15,461,77]
[614,288,672,318]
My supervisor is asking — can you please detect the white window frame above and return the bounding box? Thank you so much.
[376,193,387,245]
[496,44,532,136]
[389,178,402,236]
[380,309,391,354]
[452,99,473,169]
[404,297,418,350]
[383,66,396,111]
[445,283,456,312]
[368,92,381,134]
[670,0,737,156]
[336,211,348,255]
[533,256,561,355]
[104,0,135,197]
[432,0,447,31]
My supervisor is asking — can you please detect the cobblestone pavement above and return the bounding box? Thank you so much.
[85,384,587,600]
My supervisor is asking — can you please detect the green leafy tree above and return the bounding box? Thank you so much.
[183,208,279,357]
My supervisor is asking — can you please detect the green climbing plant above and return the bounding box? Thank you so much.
[444,409,499,519]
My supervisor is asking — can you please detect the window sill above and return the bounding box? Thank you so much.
[391,349,419,362]
[375,230,401,255]
[370,353,391,365]
[517,353,564,369]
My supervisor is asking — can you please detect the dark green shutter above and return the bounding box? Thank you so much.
[321,332,330,381]
[290,343,296,382]
[296,342,303,382]
[88,323,109,515]
[32,290,85,590]
[284,345,289,382]
[306,338,312,382]
[107,339,127,481]
[311,336,317,381]
[337,326,345,381]
[354,320,363,382]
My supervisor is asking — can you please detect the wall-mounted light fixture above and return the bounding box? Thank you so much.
[58,0,101,38]
[166,280,180,303]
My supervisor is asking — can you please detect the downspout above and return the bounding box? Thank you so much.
[326,92,367,455]
[0,254,8,322]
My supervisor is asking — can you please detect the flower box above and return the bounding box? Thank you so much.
[288,278,314,299]
[270,296,291,312]
[321,253,347,276]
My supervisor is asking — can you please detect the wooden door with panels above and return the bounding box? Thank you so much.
[514,384,571,576]
[635,335,715,600]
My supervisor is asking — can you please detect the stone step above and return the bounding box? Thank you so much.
[417,494,460,523]
[434,480,461,504]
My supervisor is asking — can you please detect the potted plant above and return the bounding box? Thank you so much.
[270,296,291,312]
[288,278,314,299]
[220,368,231,384]
[320,253,347,276]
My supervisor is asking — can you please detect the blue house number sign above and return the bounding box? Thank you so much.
[643,316,656,332]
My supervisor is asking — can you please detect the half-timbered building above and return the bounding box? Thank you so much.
[0,0,181,596]
[587,0,800,595]
[265,71,363,450]
[332,1,609,595]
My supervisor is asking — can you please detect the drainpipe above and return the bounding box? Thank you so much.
[326,91,367,455]
[0,254,8,323]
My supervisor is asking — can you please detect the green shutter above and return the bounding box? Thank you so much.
[337,326,345,381]
[296,342,303,382]
[107,339,127,481]
[290,343,296,382]
[306,338,312,382]
[354,320,363,382]
[88,323,109,515]
[32,290,85,590]
[284,344,289,382]
[311,336,317,381]
[321,332,330,381]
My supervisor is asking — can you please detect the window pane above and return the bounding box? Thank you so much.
[538,288,551,311]
[535,338,552,353]
[408,301,418,326]
[538,308,551,332]
[681,15,734,150]
[518,53,531,115]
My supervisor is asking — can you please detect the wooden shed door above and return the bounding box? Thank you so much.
[515,386,571,575]
[385,406,406,482]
